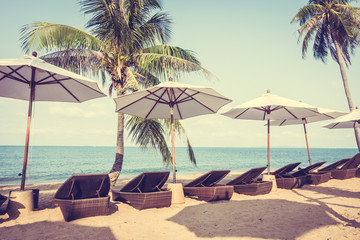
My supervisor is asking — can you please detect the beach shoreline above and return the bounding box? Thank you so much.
[1,173,360,240]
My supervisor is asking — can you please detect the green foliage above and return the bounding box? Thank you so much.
[20,0,205,168]
[292,0,360,66]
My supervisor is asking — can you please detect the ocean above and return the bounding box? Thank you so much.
[0,145,358,186]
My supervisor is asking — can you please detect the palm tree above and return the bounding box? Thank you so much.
[292,0,360,151]
[20,0,209,185]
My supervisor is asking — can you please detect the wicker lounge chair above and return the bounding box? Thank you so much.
[54,174,110,221]
[275,162,329,189]
[342,153,360,178]
[322,153,360,179]
[111,171,172,210]
[183,170,233,201]
[271,162,303,189]
[0,192,10,215]
[226,167,272,195]
[317,158,354,179]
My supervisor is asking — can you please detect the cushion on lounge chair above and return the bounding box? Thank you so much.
[54,174,110,221]
[183,170,233,201]
[226,167,272,195]
[111,171,172,210]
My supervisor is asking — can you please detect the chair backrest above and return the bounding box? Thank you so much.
[55,174,110,200]
[120,171,170,193]
[291,161,326,177]
[341,153,360,169]
[184,170,230,187]
[271,162,301,176]
[226,167,267,185]
[318,158,349,172]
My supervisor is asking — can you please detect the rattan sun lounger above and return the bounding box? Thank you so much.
[319,153,360,179]
[183,170,233,201]
[274,162,329,189]
[111,171,172,210]
[317,158,354,179]
[226,167,272,195]
[271,162,304,189]
[54,174,110,221]
[274,162,331,189]
[0,192,10,215]
[341,153,360,178]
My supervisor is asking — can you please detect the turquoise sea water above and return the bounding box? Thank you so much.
[0,145,358,186]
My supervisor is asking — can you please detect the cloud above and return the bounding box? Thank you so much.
[49,106,107,118]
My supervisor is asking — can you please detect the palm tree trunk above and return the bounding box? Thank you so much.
[109,112,125,187]
[334,40,360,151]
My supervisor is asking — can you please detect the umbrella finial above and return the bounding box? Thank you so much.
[169,77,173,82]
[32,52,37,57]
[267,89,270,93]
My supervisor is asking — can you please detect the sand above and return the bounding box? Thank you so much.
[1,173,360,240]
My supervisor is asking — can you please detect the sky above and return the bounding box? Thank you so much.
[0,0,359,149]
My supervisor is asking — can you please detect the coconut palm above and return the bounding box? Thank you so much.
[20,0,209,185]
[292,0,360,151]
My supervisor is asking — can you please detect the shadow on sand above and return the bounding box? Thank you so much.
[302,184,360,199]
[0,221,116,240]
[167,199,339,239]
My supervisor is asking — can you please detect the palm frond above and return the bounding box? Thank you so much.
[134,45,214,81]
[125,116,172,165]
[20,22,104,54]
[292,0,360,65]
[122,67,141,93]
[162,119,197,165]
[39,49,103,75]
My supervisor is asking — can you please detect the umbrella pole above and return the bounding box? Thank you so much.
[267,118,270,174]
[302,121,312,165]
[21,67,36,191]
[171,108,176,183]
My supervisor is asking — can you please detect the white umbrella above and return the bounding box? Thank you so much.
[323,108,360,129]
[114,79,232,183]
[270,107,347,165]
[0,53,106,190]
[221,90,318,174]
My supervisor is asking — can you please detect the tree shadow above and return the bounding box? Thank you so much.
[167,199,338,239]
[0,221,117,240]
[292,189,360,228]
[302,184,360,200]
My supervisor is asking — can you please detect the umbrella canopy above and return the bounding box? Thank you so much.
[221,90,318,174]
[323,108,360,129]
[270,107,347,165]
[0,53,106,190]
[114,80,232,183]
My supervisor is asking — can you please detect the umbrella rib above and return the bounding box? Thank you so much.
[234,108,250,119]
[145,88,168,119]
[47,74,81,102]
[116,88,164,113]
[281,107,299,119]
[172,87,189,119]
[170,88,183,119]
[0,66,30,84]
[177,89,219,113]
[279,120,286,126]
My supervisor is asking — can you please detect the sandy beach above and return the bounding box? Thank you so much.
[1,173,360,240]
